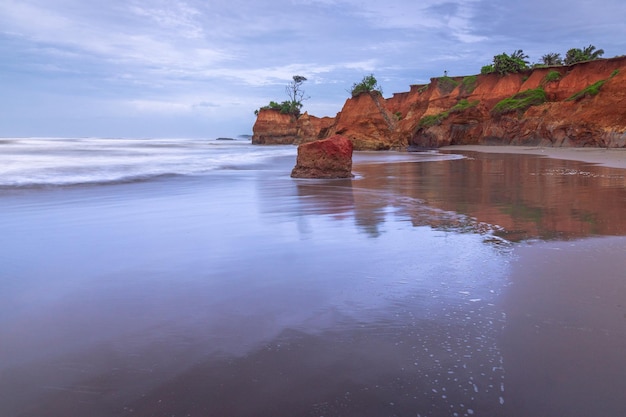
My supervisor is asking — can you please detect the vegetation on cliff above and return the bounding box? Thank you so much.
[564,45,604,65]
[491,88,548,115]
[566,69,619,101]
[350,74,383,97]
[418,99,480,127]
[255,75,308,116]
[482,45,605,75]
[253,51,625,149]
[481,50,529,75]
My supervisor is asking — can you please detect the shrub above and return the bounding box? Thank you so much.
[351,74,382,97]
[493,50,529,75]
[481,65,495,75]
[256,100,302,116]
[610,69,620,78]
[437,76,459,95]
[461,75,478,94]
[491,88,548,115]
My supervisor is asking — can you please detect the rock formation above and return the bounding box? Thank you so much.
[252,57,626,150]
[290,135,353,179]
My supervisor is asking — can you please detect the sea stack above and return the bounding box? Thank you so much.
[290,134,353,179]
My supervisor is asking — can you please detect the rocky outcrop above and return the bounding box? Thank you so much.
[252,111,334,145]
[290,135,353,179]
[252,57,626,149]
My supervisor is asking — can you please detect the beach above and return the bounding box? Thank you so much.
[442,145,626,169]
[1,139,625,416]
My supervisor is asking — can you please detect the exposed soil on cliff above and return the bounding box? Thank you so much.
[252,57,626,150]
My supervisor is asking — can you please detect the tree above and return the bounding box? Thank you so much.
[541,52,563,66]
[255,75,308,116]
[350,74,382,97]
[283,75,308,116]
[564,45,604,65]
[493,50,529,75]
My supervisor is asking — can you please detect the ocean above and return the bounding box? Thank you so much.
[1,137,625,417]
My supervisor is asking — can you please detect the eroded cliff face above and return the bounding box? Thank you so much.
[252,57,626,149]
[252,111,334,145]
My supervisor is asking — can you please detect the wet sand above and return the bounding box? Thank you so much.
[1,148,625,416]
[501,237,626,417]
[442,145,626,169]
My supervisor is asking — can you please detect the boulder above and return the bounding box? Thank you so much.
[291,135,353,178]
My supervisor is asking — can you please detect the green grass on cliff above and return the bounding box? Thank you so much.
[543,70,562,84]
[437,76,459,95]
[418,99,479,128]
[566,69,619,101]
[461,76,478,94]
[491,88,548,115]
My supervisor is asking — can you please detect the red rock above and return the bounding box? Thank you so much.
[290,135,353,178]
[252,110,334,145]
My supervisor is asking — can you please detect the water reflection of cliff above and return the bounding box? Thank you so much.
[353,151,626,241]
[258,151,626,241]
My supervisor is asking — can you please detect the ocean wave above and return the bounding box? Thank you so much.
[0,137,296,188]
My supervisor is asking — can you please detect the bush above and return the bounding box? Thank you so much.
[481,65,495,75]
[256,100,302,116]
[491,88,548,115]
[493,50,529,76]
[351,74,382,97]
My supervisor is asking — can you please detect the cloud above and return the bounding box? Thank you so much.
[1,0,625,138]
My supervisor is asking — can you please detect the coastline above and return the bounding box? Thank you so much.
[441,145,626,169]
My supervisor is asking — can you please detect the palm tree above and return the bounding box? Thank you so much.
[565,45,604,65]
[510,49,530,66]
[582,44,604,60]
[541,52,563,66]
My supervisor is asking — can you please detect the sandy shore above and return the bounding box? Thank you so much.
[441,145,626,169]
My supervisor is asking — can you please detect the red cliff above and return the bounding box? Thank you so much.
[252,57,626,150]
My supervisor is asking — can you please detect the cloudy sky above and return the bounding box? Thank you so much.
[1,0,624,138]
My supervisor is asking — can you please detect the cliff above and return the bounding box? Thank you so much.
[252,56,626,150]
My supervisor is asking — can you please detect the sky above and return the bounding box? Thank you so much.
[1,0,624,139]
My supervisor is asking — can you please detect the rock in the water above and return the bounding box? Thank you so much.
[291,135,353,178]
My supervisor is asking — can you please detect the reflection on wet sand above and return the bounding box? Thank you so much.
[2,150,625,417]
[274,151,626,242]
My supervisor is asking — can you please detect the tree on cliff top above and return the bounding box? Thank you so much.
[541,52,563,66]
[564,45,604,65]
[255,75,308,116]
[286,75,308,105]
[350,74,382,97]
[492,50,529,75]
